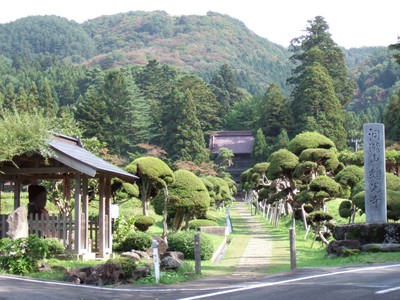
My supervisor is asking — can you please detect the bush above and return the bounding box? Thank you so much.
[43,238,65,258]
[0,235,49,274]
[187,219,218,229]
[115,231,152,252]
[112,216,136,249]
[108,257,139,280]
[167,230,214,260]
[134,215,155,232]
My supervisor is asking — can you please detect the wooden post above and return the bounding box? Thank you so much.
[82,175,89,253]
[194,232,201,274]
[74,172,81,255]
[13,175,21,210]
[98,175,106,258]
[290,227,297,270]
[105,176,112,253]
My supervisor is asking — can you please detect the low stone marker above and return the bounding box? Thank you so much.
[363,123,387,223]
[6,206,28,239]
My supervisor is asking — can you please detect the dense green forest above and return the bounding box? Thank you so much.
[0,11,399,166]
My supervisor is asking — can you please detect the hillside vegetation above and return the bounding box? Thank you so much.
[0,11,291,95]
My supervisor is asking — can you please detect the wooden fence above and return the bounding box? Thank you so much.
[0,214,100,253]
[245,194,287,227]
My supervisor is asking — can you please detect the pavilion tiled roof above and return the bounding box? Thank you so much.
[209,131,254,154]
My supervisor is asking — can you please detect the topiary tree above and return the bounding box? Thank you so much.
[168,170,210,231]
[125,156,174,216]
[287,131,336,156]
[126,156,174,240]
[335,165,364,222]
[267,149,299,204]
[296,176,341,210]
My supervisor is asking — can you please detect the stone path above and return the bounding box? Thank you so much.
[231,201,273,276]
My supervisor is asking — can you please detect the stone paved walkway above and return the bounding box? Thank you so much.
[231,201,273,276]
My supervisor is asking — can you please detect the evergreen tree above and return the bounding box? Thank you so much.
[383,93,400,141]
[252,128,268,163]
[289,16,355,106]
[223,94,258,130]
[135,60,177,142]
[258,83,292,142]
[161,89,209,164]
[176,75,221,136]
[39,78,57,117]
[75,69,151,157]
[291,62,347,149]
[274,129,290,151]
[3,83,16,111]
[288,16,352,149]
[210,64,245,119]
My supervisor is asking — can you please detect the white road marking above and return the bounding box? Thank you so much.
[375,285,400,294]
[1,263,400,298]
[179,263,400,300]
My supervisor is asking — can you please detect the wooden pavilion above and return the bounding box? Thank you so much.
[0,134,138,259]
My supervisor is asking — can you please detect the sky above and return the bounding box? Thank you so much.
[0,0,398,49]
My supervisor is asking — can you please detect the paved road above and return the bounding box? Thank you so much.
[2,263,400,299]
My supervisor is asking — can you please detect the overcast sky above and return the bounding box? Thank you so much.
[0,0,398,49]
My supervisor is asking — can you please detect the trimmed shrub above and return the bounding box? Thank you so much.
[339,200,353,219]
[43,238,65,258]
[115,231,152,252]
[167,230,214,260]
[134,215,155,232]
[187,219,218,229]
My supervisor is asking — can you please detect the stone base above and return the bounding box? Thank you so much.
[333,223,400,244]
[361,243,400,252]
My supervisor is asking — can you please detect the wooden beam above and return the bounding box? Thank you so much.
[0,166,75,175]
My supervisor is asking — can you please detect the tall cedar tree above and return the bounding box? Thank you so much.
[176,75,221,137]
[135,60,177,142]
[289,16,355,107]
[160,89,209,164]
[291,62,347,149]
[76,69,151,157]
[258,83,292,143]
[210,64,245,120]
[288,16,353,149]
[252,128,268,163]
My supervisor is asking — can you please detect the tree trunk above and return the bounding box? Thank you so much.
[172,211,184,231]
[301,204,308,230]
[141,181,150,216]
[161,187,169,243]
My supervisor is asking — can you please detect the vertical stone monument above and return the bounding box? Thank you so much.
[363,123,387,223]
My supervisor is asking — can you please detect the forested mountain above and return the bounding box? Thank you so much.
[0,11,291,95]
[0,16,96,62]
[82,11,291,94]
